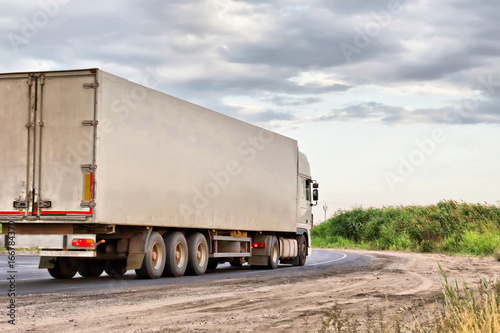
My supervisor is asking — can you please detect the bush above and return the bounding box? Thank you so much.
[460,231,500,256]
[312,200,500,256]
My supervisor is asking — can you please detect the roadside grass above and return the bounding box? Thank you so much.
[312,264,500,332]
[312,200,500,256]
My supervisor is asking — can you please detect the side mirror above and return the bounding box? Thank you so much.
[313,189,319,201]
[313,183,319,189]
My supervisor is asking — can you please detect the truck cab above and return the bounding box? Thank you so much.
[297,152,318,257]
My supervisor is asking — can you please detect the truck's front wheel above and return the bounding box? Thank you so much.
[48,258,79,279]
[293,234,307,266]
[135,231,166,279]
[267,236,279,269]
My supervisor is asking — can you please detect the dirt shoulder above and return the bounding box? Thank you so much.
[3,250,500,332]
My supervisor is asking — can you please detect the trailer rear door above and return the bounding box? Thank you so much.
[0,74,31,217]
[0,70,98,219]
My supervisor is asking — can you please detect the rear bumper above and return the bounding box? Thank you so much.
[0,250,96,257]
[0,234,97,257]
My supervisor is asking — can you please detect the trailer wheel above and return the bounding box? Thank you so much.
[78,260,105,278]
[267,236,279,269]
[48,258,79,279]
[186,233,209,276]
[105,260,127,277]
[135,231,166,279]
[207,261,218,271]
[293,234,307,266]
[162,231,188,277]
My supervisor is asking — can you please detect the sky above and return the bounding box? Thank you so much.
[1,0,499,220]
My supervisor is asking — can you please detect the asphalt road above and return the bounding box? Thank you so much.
[0,249,370,296]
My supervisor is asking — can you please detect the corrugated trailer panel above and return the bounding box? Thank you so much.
[95,71,298,232]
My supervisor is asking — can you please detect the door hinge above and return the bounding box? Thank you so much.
[83,83,99,89]
[82,120,98,126]
[81,164,96,172]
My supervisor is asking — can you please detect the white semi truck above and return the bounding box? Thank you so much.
[0,69,318,279]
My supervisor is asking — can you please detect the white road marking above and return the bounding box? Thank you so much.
[308,252,347,266]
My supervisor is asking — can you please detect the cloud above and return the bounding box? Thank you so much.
[396,54,472,81]
[0,0,499,126]
[310,100,500,125]
[259,95,322,107]
[321,0,396,14]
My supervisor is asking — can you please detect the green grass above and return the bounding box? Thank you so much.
[312,200,500,256]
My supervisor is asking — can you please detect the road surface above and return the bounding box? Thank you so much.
[0,249,370,295]
[2,250,498,332]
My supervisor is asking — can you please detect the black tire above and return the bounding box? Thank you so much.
[105,260,127,277]
[293,234,307,266]
[135,231,166,279]
[267,236,279,269]
[186,233,209,276]
[48,258,79,279]
[207,261,218,271]
[162,231,188,277]
[78,260,105,278]
[229,258,243,267]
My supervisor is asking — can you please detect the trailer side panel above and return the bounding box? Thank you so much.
[96,71,298,232]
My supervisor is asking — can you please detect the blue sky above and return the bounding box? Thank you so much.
[1,0,499,219]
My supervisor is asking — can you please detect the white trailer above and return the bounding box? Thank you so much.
[0,69,319,279]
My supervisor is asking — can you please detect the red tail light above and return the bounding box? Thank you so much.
[72,238,95,247]
[252,242,266,248]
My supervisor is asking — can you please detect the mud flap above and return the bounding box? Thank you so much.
[248,234,272,266]
[126,229,152,270]
[248,256,268,266]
